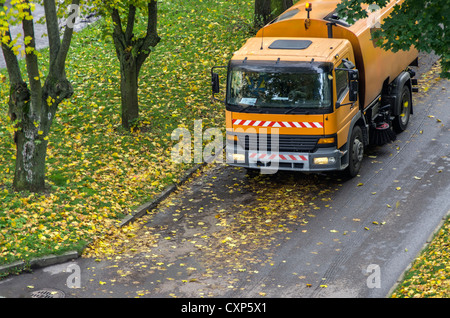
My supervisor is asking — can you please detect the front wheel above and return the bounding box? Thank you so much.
[346,125,364,177]
[393,85,411,133]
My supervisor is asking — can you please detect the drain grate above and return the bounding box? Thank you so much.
[30,288,65,298]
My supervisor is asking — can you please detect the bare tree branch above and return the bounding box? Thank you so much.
[0,27,23,86]
[137,0,160,70]
[22,0,42,112]
[125,5,136,43]
[54,0,81,77]
[43,0,61,67]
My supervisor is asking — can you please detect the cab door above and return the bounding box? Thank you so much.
[332,56,360,149]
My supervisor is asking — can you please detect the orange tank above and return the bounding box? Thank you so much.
[252,0,418,108]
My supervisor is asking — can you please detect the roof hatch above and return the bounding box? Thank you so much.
[268,39,312,50]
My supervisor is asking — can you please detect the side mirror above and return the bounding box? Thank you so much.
[210,66,227,102]
[349,80,358,102]
[348,69,359,102]
[212,72,220,94]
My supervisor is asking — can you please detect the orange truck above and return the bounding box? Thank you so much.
[211,0,418,176]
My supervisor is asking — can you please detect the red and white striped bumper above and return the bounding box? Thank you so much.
[248,152,308,162]
[232,119,323,129]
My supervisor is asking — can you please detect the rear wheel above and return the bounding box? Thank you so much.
[347,125,364,177]
[393,85,411,133]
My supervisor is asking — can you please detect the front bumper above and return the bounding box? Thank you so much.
[226,141,346,173]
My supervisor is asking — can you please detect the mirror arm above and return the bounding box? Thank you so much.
[336,101,356,108]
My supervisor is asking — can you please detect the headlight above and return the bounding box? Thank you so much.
[314,157,336,165]
[232,153,246,162]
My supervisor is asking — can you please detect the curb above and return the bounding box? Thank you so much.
[0,162,207,277]
[0,251,79,276]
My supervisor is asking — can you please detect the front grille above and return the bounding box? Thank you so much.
[240,134,320,153]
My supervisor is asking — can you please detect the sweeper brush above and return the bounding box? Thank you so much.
[370,122,396,146]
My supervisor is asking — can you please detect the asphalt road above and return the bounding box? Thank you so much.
[0,54,449,301]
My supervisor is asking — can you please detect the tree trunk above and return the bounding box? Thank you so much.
[254,0,294,28]
[255,0,272,29]
[13,124,48,192]
[1,0,78,192]
[120,58,139,129]
[111,1,160,130]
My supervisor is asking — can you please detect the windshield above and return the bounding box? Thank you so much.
[227,62,332,112]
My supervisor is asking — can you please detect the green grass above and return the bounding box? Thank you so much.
[0,0,255,268]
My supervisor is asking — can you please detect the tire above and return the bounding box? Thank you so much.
[393,85,411,133]
[346,125,364,177]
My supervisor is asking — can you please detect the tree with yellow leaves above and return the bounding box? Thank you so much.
[92,0,160,129]
[1,0,80,192]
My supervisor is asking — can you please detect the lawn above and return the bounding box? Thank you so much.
[0,0,255,269]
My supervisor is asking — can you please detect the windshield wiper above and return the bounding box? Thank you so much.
[284,107,310,114]
[239,105,263,113]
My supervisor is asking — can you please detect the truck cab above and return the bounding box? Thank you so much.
[223,36,360,174]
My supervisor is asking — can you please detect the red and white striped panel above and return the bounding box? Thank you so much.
[232,119,323,129]
[249,152,308,161]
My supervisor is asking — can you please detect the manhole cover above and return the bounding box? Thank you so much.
[30,288,65,298]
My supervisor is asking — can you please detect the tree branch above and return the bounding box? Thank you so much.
[43,0,60,67]
[125,5,136,43]
[1,27,23,86]
[53,0,81,77]
[146,0,158,41]
[22,0,42,111]
[137,0,160,70]
[111,7,126,58]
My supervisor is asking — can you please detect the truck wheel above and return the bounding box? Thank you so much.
[347,125,364,177]
[393,85,411,133]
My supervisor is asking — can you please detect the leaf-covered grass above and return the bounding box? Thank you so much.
[0,0,255,269]
[391,215,450,298]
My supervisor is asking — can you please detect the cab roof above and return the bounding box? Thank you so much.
[231,37,349,63]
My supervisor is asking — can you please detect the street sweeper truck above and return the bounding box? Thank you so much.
[211,0,418,176]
